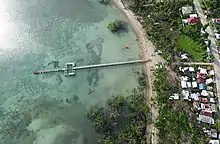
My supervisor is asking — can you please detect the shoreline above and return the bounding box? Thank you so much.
[112,0,159,143]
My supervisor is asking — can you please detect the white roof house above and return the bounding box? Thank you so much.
[189,67,195,72]
[198,67,207,74]
[181,76,188,81]
[181,53,189,60]
[190,93,199,101]
[215,33,220,40]
[182,90,189,100]
[198,114,214,124]
[209,70,215,76]
[201,90,209,97]
[187,82,192,88]
[209,140,219,144]
[181,81,187,88]
[190,14,198,18]
[192,81,197,88]
[169,93,180,100]
[210,97,215,103]
[206,78,214,85]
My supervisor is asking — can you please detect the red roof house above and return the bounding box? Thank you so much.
[216,18,220,23]
[187,17,200,25]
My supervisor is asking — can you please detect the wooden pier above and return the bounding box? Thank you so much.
[72,59,150,70]
[33,59,151,76]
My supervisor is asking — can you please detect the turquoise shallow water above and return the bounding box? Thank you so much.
[0,0,141,143]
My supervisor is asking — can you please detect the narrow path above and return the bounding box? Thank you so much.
[194,0,220,111]
[173,62,214,65]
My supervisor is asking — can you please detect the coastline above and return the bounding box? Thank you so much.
[112,0,159,143]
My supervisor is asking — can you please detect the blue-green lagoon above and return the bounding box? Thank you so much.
[0,0,141,143]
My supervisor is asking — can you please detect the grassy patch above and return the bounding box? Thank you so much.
[178,35,206,61]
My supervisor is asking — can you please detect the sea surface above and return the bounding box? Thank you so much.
[0,0,141,143]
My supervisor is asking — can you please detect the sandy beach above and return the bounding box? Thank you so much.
[112,0,161,143]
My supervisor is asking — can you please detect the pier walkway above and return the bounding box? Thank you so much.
[72,59,151,70]
[33,59,151,76]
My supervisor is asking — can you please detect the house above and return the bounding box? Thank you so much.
[200,97,209,103]
[209,140,219,144]
[187,17,200,25]
[190,93,199,101]
[187,82,192,88]
[212,18,220,24]
[181,81,187,88]
[210,97,215,103]
[190,14,198,18]
[215,33,220,40]
[192,81,197,88]
[201,90,208,96]
[198,114,214,124]
[206,129,218,138]
[198,67,207,75]
[206,78,214,85]
[182,90,190,100]
[181,53,189,60]
[211,104,217,112]
[181,6,193,15]
[201,110,212,117]
[199,83,205,90]
[189,67,195,72]
[169,93,180,100]
[209,70,215,76]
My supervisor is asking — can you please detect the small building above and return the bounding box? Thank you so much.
[199,83,205,90]
[206,78,214,85]
[187,82,192,88]
[211,104,217,112]
[201,110,212,117]
[186,17,200,25]
[192,81,197,88]
[190,14,198,18]
[169,93,180,100]
[198,114,214,124]
[182,90,190,100]
[212,18,220,24]
[210,97,215,103]
[198,67,207,74]
[190,93,199,101]
[181,53,189,60]
[189,67,195,72]
[215,33,220,40]
[181,81,187,88]
[181,6,193,15]
[209,140,219,144]
[209,70,215,76]
[200,97,209,103]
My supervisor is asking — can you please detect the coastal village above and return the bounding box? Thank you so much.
[154,2,220,144]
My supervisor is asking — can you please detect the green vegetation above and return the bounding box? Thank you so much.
[153,66,207,143]
[178,35,205,61]
[107,20,124,33]
[126,0,208,62]
[201,0,220,17]
[87,72,150,143]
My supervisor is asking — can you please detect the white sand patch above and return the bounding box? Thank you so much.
[33,125,69,144]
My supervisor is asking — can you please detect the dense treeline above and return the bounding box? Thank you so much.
[201,0,220,18]
[87,72,150,144]
[125,0,193,62]
[153,66,207,144]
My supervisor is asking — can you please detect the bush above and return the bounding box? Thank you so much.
[107,20,123,33]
